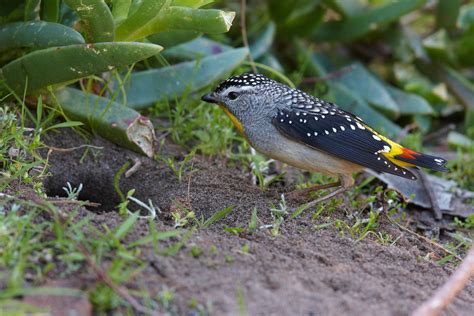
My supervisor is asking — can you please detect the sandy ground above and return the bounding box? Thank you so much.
[35,129,474,315]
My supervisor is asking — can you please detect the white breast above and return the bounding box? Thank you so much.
[254,134,363,177]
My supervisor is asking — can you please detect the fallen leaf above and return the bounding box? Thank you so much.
[368,171,474,218]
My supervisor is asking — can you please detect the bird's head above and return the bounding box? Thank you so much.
[201,73,285,133]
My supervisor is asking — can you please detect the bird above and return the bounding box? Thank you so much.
[201,73,448,208]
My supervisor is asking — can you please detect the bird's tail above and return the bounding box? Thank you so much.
[393,148,448,172]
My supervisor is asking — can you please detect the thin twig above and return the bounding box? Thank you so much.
[389,218,462,261]
[423,124,455,143]
[41,144,103,177]
[125,158,142,178]
[412,245,474,316]
[396,123,418,143]
[156,131,171,142]
[240,0,257,73]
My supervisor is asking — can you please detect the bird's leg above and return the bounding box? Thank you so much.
[303,174,354,209]
[287,181,341,200]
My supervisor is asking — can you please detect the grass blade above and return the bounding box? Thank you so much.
[202,205,234,229]
[114,211,139,240]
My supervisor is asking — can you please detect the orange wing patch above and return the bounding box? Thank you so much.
[397,148,420,160]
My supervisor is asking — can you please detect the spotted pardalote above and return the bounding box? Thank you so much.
[202,73,448,206]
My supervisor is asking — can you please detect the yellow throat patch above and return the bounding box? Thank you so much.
[221,105,245,135]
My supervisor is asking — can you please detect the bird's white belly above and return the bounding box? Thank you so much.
[255,135,363,176]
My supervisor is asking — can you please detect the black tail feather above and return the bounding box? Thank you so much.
[394,153,448,172]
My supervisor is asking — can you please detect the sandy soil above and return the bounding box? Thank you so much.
[37,129,474,315]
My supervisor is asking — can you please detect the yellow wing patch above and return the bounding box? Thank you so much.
[363,123,417,168]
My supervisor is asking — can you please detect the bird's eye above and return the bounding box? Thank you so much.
[228,92,239,100]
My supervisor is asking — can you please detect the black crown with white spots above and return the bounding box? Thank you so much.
[215,73,276,93]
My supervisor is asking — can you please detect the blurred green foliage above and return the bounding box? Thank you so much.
[228,0,474,142]
[0,0,237,153]
[0,0,236,96]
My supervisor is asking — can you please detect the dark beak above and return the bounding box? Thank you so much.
[201,92,219,104]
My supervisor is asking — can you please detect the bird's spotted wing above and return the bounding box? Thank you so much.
[272,105,417,179]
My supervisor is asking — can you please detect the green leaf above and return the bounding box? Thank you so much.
[322,0,365,18]
[414,114,431,133]
[385,85,433,115]
[0,21,85,53]
[258,53,284,73]
[436,0,461,31]
[162,37,231,60]
[270,0,324,35]
[172,0,214,8]
[457,3,474,30]
[24,0,41,21]
[64,0,115,42]
[128,230,182,248]
[147,30,201,48]
[41,0,60,22]
[59,4,79,27]
[456,4,474,66]
[1,42,162,94]
[268,0,304,22]
[439,65,474,111]
[249,22,275,60]
[290,203,312,219]
[331,62,399,118]
[202,205,234,229]
[385,26,415,63]
[53,87,156,157]
[313,0,426,42]
[0,2,24,25]
[114,211,139,240]
[422,29,456,65]
[447,131,473,149]
[121,6,235,41]
[248,207,257,232]
[269,0,320,24]
[393,63,445,104]
[43,120,84,132]
[115,0,167,42]
[288,6,324,36]
[328,83,402,137]
[111,0,131,26]
[298,43,400,137]
[456,25,474,67]
[159,228,194,256]
[116,47,248,109]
